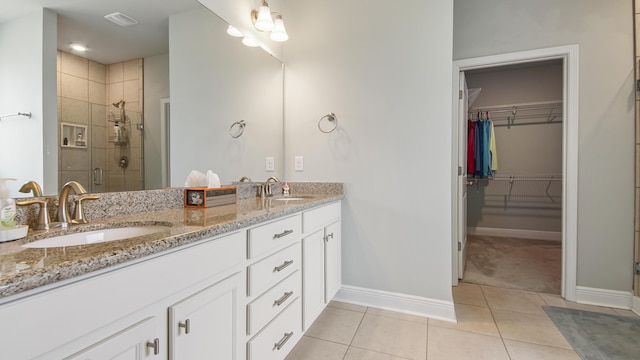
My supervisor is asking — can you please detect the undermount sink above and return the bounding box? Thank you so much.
[273,196,312,201]
[22,225,170,248]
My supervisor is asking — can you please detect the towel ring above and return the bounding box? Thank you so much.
[318,112,337,133]
[229,120,246,138]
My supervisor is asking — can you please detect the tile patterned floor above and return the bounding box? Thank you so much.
[285,283,639,360]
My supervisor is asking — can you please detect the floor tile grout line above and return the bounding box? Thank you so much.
[338,305,368,360]
[479,285,513,359]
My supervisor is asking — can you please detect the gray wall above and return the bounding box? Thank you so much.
[284,0,455,301]
[454,0,635,291]
[466,62,563,233]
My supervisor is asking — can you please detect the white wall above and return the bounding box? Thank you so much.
[0,9,57,196]
[454,0,635,291]
[143,53,170,190]
[169,6,283,185]
[284,0,455,303]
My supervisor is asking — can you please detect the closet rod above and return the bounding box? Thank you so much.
[469,100,562,114]
[471,174,562,182]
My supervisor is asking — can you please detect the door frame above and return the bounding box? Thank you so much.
[451,45,579,301]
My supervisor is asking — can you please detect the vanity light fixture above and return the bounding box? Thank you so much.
[250,0,289,42]
[226,25,244,37]
[270,14,288,42]
[252,0,274,31]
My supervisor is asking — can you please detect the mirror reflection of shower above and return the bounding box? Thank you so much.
[110,100,127,144]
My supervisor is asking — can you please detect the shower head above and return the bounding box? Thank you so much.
[112,100,125,108]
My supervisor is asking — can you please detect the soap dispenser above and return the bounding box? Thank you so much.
[0,178,17,229]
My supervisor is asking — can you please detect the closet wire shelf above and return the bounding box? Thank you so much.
[468,174,562,203]
[469,100,562,128]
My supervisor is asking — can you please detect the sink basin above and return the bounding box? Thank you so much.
[23,226,170,248]
[273,195,313,201]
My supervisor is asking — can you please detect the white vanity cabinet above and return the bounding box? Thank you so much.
[301,201,342,330]
[0,199,343,360]
[245,214,303,360]
[66,317,160,359]
[169,272,245,360]
[0,231,246,360]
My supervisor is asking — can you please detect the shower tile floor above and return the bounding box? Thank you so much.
[285,284,638,360]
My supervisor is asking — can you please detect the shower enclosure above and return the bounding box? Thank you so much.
[58,51,144,193]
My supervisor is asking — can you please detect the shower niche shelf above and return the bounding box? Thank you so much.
[61,123,87,148]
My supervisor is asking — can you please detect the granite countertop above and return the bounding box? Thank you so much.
[0,193,343,301]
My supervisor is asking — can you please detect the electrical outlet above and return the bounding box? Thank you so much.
[294,156,304,171]
[266,156,275,171]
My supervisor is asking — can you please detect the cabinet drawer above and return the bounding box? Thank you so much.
[247,298,302,360]
[247,270,301,336]
[248,214,301,259]
[302,202,341,233]
[248,242,301,297]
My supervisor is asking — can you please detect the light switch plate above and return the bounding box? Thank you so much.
[294,156,304,171]
[266,156,275,171]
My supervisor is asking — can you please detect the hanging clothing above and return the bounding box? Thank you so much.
[467,119,475,174]
[468,112,499,178]
[474,119,484,176]
[483,118,492,177]
[489,119,499,174]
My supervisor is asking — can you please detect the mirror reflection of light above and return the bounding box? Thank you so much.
[226,25,243,37]
[242,36,259,47]
[70,43,87,52]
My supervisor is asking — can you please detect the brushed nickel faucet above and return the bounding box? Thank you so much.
[264,176,279,197]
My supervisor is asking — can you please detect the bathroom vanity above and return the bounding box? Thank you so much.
[0,188,342,360]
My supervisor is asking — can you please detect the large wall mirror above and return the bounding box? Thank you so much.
[0,0,283,196]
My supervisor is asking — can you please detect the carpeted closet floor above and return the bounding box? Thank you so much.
[462,235,562,294]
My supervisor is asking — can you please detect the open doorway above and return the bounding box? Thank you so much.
[463,60,563,294]
[452,45,579,301]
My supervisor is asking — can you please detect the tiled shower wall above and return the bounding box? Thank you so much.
[57,51,143,193]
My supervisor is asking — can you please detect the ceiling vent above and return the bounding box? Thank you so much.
[104,12,139,27]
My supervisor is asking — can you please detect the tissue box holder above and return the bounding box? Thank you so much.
[184,186,237,208]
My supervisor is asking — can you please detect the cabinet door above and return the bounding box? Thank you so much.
[302,229,325,331]
[66,317,160,360]
[324,221,341,303]
[169,272,244,360]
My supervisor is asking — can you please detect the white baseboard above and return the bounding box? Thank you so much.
[575,286,633,309]
[467,227,561,241]
[633,296,640,316]
[333,285,456,323]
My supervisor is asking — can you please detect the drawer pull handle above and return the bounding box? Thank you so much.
[274,291,294,306]
[274,332,294,350]
[273,229,294,239]
[324,233,334,242]
[146,338,160,355]
[274,260,294,272]
[178,319,191,334]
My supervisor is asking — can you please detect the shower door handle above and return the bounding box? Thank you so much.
[93,167,103,186]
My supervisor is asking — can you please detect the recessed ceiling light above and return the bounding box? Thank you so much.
[104,12,138,27]
[70,43,87,52]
